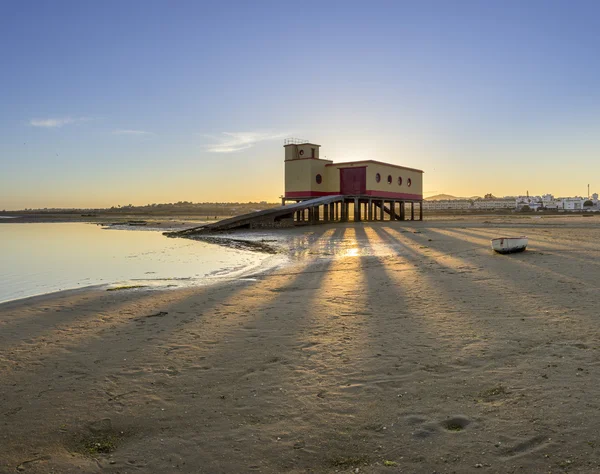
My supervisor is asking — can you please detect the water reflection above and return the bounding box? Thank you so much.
[0,223,272,303]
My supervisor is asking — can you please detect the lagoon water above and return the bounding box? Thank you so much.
[0,222,272,304]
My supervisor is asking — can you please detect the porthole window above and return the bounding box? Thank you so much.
[398,176,403,186]
[387,175,392,184]
[315,174,322,184]
[407,178,412,187]
[375,173,381,183]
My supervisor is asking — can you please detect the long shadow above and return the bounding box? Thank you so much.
[420,227,600,329]
[460,225,600,254]
[373,225,595,367]
[0,226,343,470]
[428,227,599,289]
[138,229,344,472]
[352,225,567,467]
[0,284,219,350]
[373,225,515,341]
[0,225,334,355]
[459,226,600,270]
[0,286,142,345]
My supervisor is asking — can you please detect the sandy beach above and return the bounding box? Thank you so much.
[2,216,600,473]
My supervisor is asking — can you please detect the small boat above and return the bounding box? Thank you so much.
[491,236,528,254]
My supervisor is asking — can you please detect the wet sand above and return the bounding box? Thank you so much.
[2,217,600,473]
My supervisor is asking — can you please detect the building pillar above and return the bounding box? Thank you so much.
[400,202,405,221]
[390,201,395,221]
[329,203,334,221]
[380,200,385,221]
[419,201,423,221]
[411,202,415,221]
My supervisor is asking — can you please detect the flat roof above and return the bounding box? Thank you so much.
[283,143,321,147]
[326,160,424,173]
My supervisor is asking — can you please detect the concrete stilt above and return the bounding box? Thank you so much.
[411,202,415,221]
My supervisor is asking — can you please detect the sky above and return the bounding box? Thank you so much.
[2,0,600,209]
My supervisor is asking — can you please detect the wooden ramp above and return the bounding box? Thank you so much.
[168,195,345,236]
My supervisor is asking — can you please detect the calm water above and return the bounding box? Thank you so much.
[0,223,273,303]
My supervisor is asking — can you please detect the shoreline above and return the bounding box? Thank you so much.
[0,244,289,308]
[0,222,291,307]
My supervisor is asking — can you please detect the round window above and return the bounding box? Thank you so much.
[316,174,322,184]
[375,173,381,183]
[299,149,304,156]
[407,178,412,187]
[387,175,392,184]
[398,176,403,186]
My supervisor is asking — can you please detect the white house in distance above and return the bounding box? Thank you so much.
[516,193,599,211]
[424,192,600,212]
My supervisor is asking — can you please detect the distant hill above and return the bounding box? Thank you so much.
[425,194,457,200]
[425,194,482,201]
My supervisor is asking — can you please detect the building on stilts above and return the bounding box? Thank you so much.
[282,139,424,223]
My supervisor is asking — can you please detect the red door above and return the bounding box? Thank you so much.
[340,167,366,195]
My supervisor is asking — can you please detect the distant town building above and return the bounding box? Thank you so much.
[423,199,471,211]
[423,196,513,211]
[472,198,514,210]
[424,192,600,212]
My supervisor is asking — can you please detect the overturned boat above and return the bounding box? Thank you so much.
[491,236,528,254]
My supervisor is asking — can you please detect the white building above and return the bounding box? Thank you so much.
[424,198,515,211]
[423,199,472,210]
[425,192,600,212]
[561,198,584,210]
[472,198,514,210]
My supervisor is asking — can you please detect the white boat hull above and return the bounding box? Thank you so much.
[491,236,528,254]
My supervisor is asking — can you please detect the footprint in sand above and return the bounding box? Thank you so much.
[407,414,474,438]
[498,434,551,459]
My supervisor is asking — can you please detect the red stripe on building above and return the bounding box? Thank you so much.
[284,191,335,198]
[364,190,422,200]
[285,190,422,200]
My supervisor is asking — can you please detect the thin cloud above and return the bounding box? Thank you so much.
[29,117,90,128]
[206,131,289,153]
[113,129,152,135]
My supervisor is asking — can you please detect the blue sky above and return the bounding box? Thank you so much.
[2,0,600,209]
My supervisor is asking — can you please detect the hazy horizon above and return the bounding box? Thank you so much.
[2,1,600,210]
